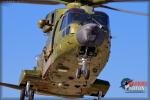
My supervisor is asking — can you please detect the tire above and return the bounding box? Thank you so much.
[97,91,103,100]
[76,68,81,79]
[20,88,25,100]
[84,69,90,80]
[28,90,34,100]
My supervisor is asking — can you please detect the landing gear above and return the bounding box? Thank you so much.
[20,88,25,100]
[29,89,34,100]
[76,68,82,79]
[20,81,34,100]
[97,91,103,100]
[76,58,90,80]
[93,91,103,100]
[83,69,90,80]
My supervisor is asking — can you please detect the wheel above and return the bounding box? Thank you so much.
[28,89,34,100]
[20,88,25,100]
[84,69,90,80]
[97,91,102,100]
[97,96,100,100]
[76,68,82,79]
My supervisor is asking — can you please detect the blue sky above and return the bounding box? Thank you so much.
[1,2,149,99]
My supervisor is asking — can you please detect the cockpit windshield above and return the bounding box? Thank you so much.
[92,14,109,26]
[60,9,110,37]
[66,11,109,26]
[68,12,89,25]
[60,9,109,37]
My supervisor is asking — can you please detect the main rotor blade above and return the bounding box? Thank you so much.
[92,0,150,5]
[0,82,22,90]
[100,5,150,16]
[105,0,150,3]
[0,0,67,5]
[1,0,150,5]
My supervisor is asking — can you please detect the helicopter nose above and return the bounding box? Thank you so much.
[77,23,105,46]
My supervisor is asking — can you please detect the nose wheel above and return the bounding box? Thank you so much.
[20,81,34,100]
[76,58,90,80]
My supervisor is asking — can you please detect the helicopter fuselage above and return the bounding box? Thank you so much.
[0,0,148,99]
[19,3,111,98]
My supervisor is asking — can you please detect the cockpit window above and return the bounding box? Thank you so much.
[92,15,109,26]
[45,11,55,25]
[60,9,109,36]
[60,15,67,30]
[51,12,55,24]
[68,12,89,25]
[61,9,109,29]
[67,12,108,26]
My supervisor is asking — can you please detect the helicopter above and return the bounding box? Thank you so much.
[0,0,149,100]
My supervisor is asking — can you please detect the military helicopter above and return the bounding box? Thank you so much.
[0,0,149,100]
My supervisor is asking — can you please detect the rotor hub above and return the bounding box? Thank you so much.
[67,2,82,8]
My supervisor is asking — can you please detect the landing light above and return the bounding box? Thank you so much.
[58,69,68,73]
[58,83,62,87]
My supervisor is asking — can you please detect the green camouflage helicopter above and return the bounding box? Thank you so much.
[0,0,150,100]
